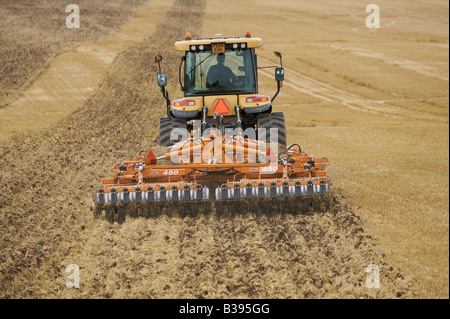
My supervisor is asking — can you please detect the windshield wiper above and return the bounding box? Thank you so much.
[201,55,215,77]
[189,53,213,74]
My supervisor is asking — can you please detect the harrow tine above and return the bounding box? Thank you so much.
[139,202,148,218]
[127,202,138,218]
[117,205,126,224]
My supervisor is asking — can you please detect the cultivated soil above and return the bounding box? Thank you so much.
[0,0,448,298]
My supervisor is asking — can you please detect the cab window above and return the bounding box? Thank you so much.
[185,48,256,95]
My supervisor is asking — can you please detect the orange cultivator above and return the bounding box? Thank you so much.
[92,135,331,223]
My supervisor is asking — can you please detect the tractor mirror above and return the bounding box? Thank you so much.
[157,73,167,87]
[275,67,284,82]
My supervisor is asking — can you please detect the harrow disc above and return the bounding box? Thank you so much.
[91,135,332,223]
[92,182,332,223]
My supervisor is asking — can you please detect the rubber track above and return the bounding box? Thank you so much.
[257,112,287,153]
[158,117,188,146]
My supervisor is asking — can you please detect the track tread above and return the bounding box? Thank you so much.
[257,112,287,154]
[158,117,188,146]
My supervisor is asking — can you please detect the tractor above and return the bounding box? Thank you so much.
[156,30,286,153]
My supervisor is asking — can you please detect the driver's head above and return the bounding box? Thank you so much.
[217,53,225,64]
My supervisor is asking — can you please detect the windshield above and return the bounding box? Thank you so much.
[185,48,256,96]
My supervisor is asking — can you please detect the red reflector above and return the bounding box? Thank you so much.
[146,150,157,165]
[265,147,277,162]
[213,99,230,115]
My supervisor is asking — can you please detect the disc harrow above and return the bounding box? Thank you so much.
[92,135,331,223]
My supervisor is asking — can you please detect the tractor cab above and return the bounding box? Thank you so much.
[183,39,257,96]
[156,31,286,151]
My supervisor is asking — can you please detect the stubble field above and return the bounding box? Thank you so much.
[0,0,448,298]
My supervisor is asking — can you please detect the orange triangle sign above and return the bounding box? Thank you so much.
[213,99,230,115]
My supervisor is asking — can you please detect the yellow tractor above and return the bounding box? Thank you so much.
[156,30,286,153]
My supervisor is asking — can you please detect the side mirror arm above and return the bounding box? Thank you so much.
[155,55,171,118]
[272,80,282,103]
[271,51,284,103]
[161,87,171,118]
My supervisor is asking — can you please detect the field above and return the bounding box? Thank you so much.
[0,0,448,298]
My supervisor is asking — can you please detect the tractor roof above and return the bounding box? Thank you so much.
[174,34,263,51]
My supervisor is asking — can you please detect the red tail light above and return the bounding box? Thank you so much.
[213,99,230,115]
[173,99,196,107]
[246,96,269,103]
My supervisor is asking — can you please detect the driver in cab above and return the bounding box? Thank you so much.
[206,53,237,88]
